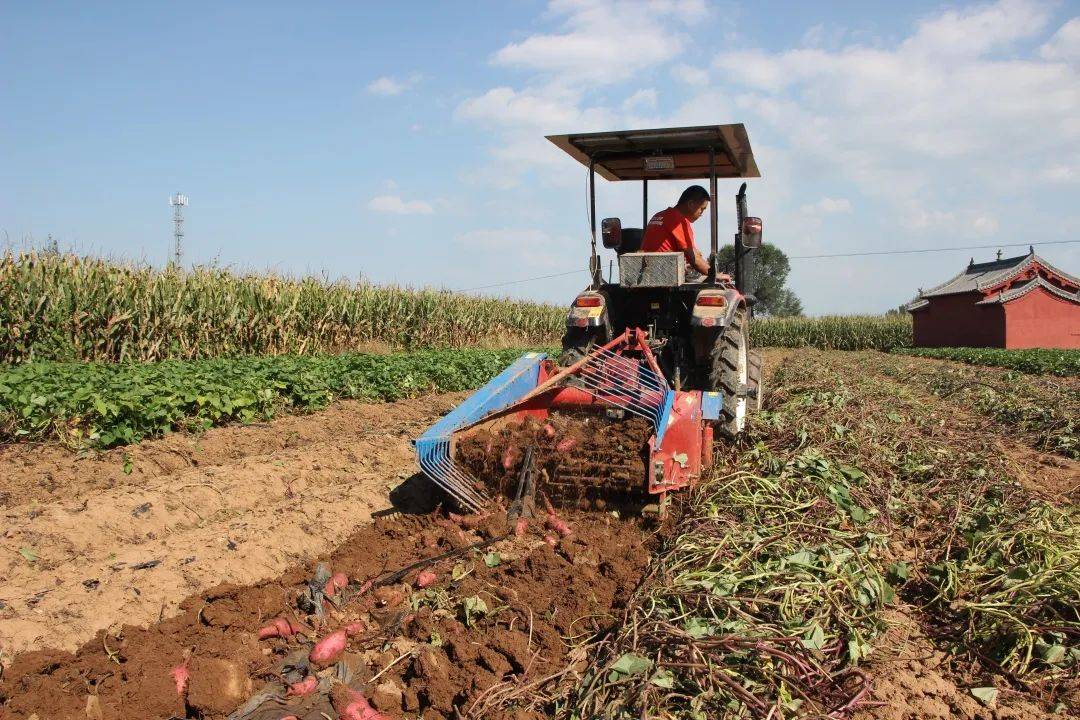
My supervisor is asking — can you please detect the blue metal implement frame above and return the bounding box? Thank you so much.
[415,352,547,511]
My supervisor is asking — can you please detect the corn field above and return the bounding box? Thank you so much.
[751,314,912,351]
[0,250,914,363]
[0,251,566,362]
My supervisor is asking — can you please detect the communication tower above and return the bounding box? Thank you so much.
[169,193,188,265]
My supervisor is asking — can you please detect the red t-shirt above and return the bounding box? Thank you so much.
[641,207,695,264]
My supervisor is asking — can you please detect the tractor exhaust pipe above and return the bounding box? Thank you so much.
[734,183,756,304]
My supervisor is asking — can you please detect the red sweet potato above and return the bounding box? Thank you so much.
[257,617,299,640]
[416,569,437,588]
[544,534,558,547]
[514,517,528,538]
[542,423,557,438]
[345,621,366,637]
[324,572,349,596]
[556,436,577,453]
[170,662,189,696]
[545,514,573,538]
[309,628,348,667]
[501,445,520,471]
[286,675,318,697]
[332,687,389,720]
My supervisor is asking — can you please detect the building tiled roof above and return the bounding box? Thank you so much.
[914,248,1079,298]
[975,275,1080,306]
[919,252,1035,298]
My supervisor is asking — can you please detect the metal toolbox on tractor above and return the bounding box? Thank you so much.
[618,252,685,288]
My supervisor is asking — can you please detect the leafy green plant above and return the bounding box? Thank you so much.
[0,347,555,447]
[896,347,1080,377]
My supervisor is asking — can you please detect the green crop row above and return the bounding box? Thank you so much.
[0,347,554,448]
[751,314,912,350]
[896,346,1080,377]
[0,250,565,363]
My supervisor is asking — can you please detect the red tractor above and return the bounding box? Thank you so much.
[416,125,765,512]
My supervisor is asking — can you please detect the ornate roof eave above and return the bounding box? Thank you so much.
[975,275,1080,306]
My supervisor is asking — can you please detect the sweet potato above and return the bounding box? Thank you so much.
[545,514,573,538]
[309,628,348,667]
[170,662,189,696]
[542,423,557,438]
[345,621,366,637]
[501,445,520,471]
[332,687,389,720]
[514,517,528,538]
[416,569,437,588]
[286,675,318,697]
[544,534,558,547]
[257,616,299,640]
[556,436,577,453]
[324,572,349,596]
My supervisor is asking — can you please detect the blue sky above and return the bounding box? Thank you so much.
[2,0,1078,314]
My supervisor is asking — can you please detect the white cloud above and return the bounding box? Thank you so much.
[711,2,1079,198]
[623,88,658,111]
[490,0,706,85]
[367,73,422,96]
[1040,17,1080,63]
[368,195,434,215]
[1042,164,1076,182]
[800,197,852,215]
[671,63,709,85]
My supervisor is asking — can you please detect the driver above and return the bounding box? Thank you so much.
[640,185,711,275]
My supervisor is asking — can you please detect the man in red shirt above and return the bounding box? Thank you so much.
[641,185,711,275]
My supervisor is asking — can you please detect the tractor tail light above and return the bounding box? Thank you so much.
[696,295,726,307]
[574,296,602,308]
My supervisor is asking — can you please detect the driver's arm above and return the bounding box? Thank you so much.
[689,247,710,275]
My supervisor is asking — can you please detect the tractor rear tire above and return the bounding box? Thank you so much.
[748,350,764,412]
[558,328,592,367]
[708,306,749,439]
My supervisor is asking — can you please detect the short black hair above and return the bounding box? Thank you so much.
[677,185,711,206]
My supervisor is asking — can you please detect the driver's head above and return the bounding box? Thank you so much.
[675,185,711,222]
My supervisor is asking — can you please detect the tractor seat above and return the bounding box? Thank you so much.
[616,228,644,255]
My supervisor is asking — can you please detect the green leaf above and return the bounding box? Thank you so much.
[785,550,816,567]
[649,669,675,688]
[887,561,909,582]
[483,552,501,568]
[970,687,997,706]
[18,546,38,563]
[608,653,652,681]
[1037,643,1067,665]
[122,453,133,475]
[461,595,488,626]
[802,624,826,651]
[684,617,713,639]
[451,562,470,581]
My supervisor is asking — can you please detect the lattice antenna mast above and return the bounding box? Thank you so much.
[169,193,188,266]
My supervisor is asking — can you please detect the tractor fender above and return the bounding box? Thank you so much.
[690,289,744,328]
[565,291,608,329]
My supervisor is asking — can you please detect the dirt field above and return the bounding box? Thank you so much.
[0,349,1076,719]
[0,392,466,656]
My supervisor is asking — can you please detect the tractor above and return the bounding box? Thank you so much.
[416,125,765,512]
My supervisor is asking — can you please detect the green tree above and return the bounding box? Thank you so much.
[716,243,803,316]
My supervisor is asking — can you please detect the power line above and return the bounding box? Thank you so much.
[788,238,1079,260]
[454,239,1080,293]
[458,268,586,293]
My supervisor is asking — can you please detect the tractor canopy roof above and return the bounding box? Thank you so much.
[546,124,760,181]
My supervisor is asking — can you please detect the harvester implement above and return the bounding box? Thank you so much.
[415,329,721,511]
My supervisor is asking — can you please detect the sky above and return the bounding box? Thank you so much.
[1,0,1078,314]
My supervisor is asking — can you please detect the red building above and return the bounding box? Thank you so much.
[906,248,1080,349]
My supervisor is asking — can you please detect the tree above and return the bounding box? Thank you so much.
[715,242,803,316]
